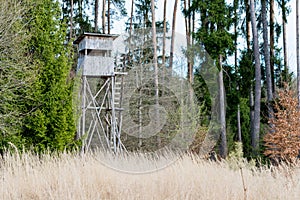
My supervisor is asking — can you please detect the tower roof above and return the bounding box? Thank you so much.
[73,32,119,44]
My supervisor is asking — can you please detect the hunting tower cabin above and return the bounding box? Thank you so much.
[74,33,118,76]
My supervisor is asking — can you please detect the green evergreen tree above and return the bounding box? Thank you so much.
[189,0,234,158]
[237,50,254,157]
[23,0,76,152]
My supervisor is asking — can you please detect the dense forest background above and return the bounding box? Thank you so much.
[0,0,300,163]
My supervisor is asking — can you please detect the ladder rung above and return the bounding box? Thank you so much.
[114,72,128,75]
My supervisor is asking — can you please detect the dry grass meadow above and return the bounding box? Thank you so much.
[1,150,300,200]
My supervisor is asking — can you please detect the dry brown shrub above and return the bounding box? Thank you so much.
[264,84,300,163]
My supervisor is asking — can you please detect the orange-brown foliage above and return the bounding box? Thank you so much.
[264,85,300,163]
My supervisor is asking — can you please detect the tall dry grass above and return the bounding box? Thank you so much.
[0,150,299,200]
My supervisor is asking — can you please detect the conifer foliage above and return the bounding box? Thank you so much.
[23,0,76,152]
[264,84,300,163]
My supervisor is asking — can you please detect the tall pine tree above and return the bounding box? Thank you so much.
[190,0,234,158]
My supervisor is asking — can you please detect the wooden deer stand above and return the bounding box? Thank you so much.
[74,33,126,153]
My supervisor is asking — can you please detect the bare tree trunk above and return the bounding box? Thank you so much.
[185,0,192,83]
[219,55,227,159]
[128,0,134,65]
[184,0,188,61]
[150,0,160,146]
[249,86,254,135]
[262,0,273,117]
[102,0,106,34]
[138,95,142,148]
[250,0,261,154]
[245,0,254,140]
[234,0,241,142]
[150,0,158,82]
[188,0,191,32]
[234,0,238,72]
[108,0,111,34]
[192,8,195,46]
[95,0,99,32]
[130,0,134,36]
[270,0,275,93]
[162,0,167,66]
[297,0,300,106]
[246,0,251,51]
[237,104,242,142]
[70,0,73,39]
[282,0,288,79]
[169,0,178,71]
[161,0,167,96]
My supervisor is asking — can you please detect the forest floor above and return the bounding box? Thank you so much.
[1,150,299,199]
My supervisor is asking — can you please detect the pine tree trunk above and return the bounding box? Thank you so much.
[234,0,242,142]
[108,0,110,34]
[102,0,106,34]
[250,0,261,154]
[297,0,300,106]
[250,86,254,135]
[237,105,242,142]
[150,0,158,84]
[95,0,99,32]
[79,0,83,31]
[169,0,178,71]
[282,0,288,79]
[246,0,254,140]
[150,0,160,146]
[130,0,134,36]
[162,0,167,96]
[70,0,73,39]
[262,0,273,116]
[234,0,238,71]
[185,0,192,83]
[246,0,251,50]
[270,0,275,93]
[128,0,134,66]
[192,9,195,46]
[219,55,227,159]
[162,0,167,66]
